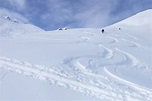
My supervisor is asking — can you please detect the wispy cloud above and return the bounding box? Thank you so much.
[70,0,120,28]
[39,0,120,29]
[0,0,26,11]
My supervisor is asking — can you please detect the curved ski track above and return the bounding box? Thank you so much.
[0,31,152,101]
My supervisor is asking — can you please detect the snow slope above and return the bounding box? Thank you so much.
[0,14,43,38]
[116,9,152,26]
[0,9,152,101]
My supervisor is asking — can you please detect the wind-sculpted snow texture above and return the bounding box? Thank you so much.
[0,10,152,101]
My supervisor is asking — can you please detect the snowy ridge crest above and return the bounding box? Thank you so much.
[115,9,152,26]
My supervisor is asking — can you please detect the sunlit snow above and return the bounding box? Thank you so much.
[0,9,152,101]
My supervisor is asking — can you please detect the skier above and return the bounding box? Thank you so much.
[101,29,104,33]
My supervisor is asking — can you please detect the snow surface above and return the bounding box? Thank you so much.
[0,9,152,101]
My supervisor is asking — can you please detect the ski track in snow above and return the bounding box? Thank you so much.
[115,48,141,67]
[0,57,124,100]
[98,44,114,59]
[0,29,152,101]
[105,36,119,43]
[1,39,152,101]
[1,56,152,101]
[120,38,143,48]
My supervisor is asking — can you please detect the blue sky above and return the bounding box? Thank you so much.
[0,0,152,30]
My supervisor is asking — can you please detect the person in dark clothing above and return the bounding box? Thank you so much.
[101,29,104,33]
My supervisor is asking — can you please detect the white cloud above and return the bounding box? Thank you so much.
[39,0,118,28]
[7,0,26,10]
[67,0,120,28]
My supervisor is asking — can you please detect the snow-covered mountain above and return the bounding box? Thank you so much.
[0,8,43,38]
[115,9,152,26]
[0,9,152,101]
